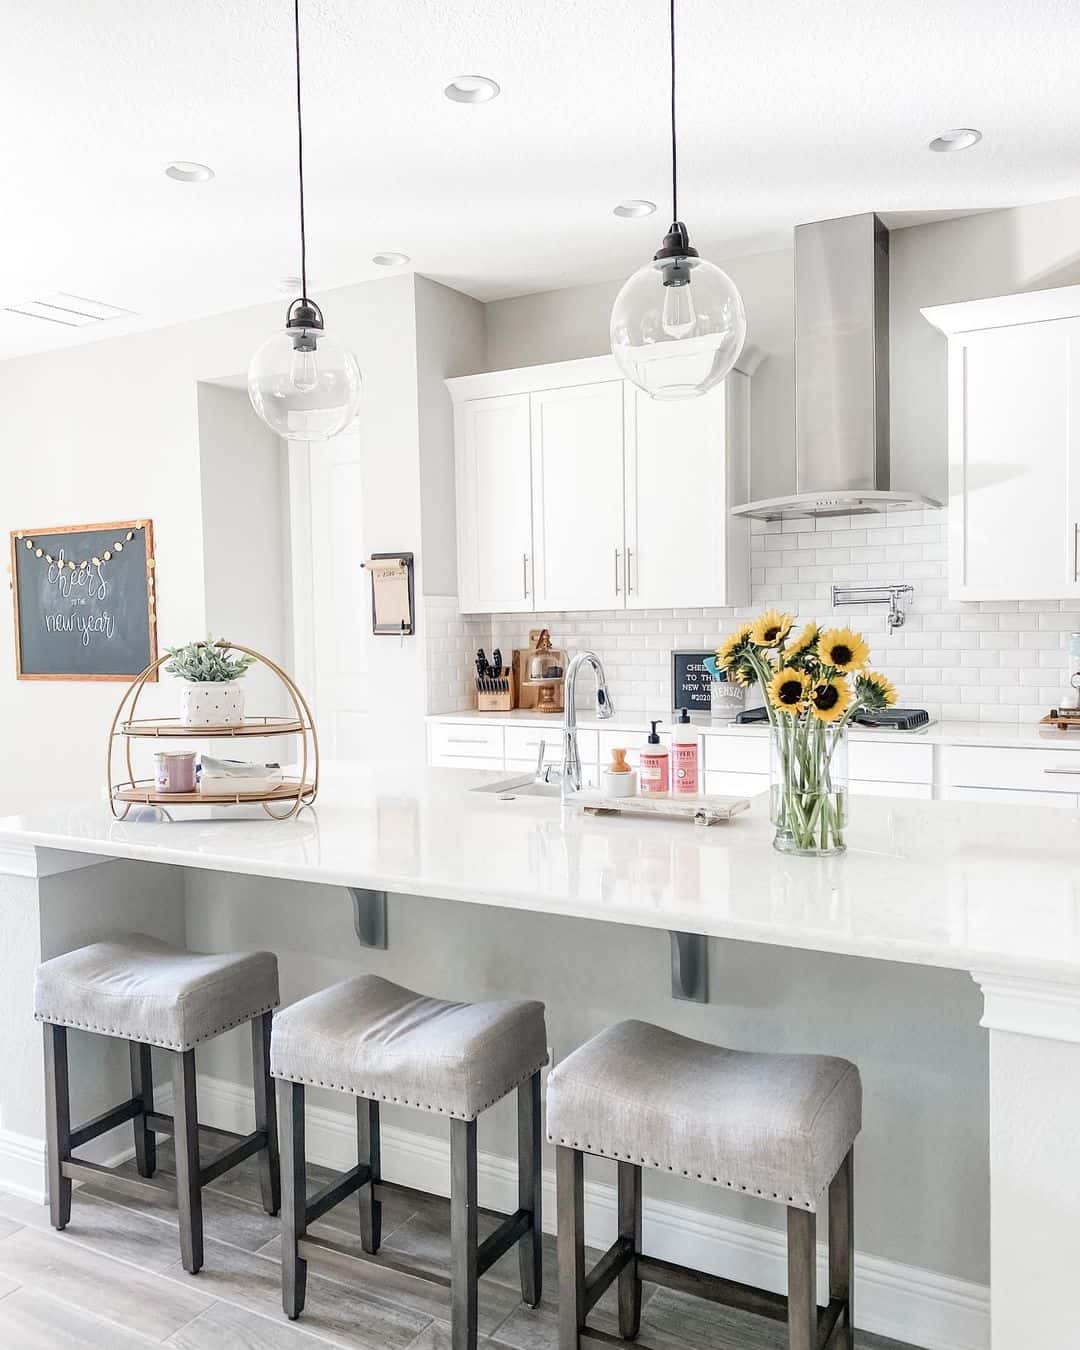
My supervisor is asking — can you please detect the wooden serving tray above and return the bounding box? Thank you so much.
[567,790,752,827]
[1041,711,1080,732]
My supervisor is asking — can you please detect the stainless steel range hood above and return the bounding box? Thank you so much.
[732,212,940,521]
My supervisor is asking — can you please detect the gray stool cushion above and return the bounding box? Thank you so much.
[34,934,279,1052]
[546,1020,861,1211]
[270,974,548,1121]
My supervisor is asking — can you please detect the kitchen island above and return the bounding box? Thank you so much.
[1,763,1078,1348]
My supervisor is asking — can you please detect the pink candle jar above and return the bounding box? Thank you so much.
[154,751,197,794]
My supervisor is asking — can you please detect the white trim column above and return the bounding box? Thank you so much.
[974,970,1080,1348]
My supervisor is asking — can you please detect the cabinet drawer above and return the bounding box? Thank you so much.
[598,728,672,769]
[506,726,597,765]
[848,741,932,785]
[429,722,504,763]
[943,784,1079,809]
[942,745,1080,793]
[705,736,769,775]
[849,779,933,800]
[704,770,769,798]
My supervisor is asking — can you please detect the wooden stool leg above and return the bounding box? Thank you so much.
[357,1098,382,1254]
[556,1145,585,1350]
[517,1071,542,1308]
[617,1161,642,1340]
[829,1149,855,1348]
[129,1042,156,1178]
[43,1024,72,1230]
[450,1117,479,1350]
[251,1012,280,1217]
[280,1080,308,1319]
[172,1049,204,1275]
[786,1207,817,1350]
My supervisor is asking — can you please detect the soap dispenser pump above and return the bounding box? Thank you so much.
[639,720,670,796]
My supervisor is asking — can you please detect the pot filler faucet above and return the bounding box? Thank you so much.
[560,651,615,794]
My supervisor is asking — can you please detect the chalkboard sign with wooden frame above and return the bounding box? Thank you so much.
[11,519,157,681]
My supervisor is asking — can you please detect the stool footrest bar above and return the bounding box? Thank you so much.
[69,1097,143,1150]
[584,1236,635,1315]
[816,1296,846,1350]
[199,1129,267,1187]
[305,1163,372,1226]
[298,1232,452,1289]
[145,1111,247,1146]
[61,1158,177,1206]
[636,1254,789,1324]
[476,1207,532,1278]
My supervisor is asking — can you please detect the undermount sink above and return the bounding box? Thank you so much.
[470,775,562,800]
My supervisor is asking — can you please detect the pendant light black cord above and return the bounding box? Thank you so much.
[669,0,678,223]
[294,0,308,302]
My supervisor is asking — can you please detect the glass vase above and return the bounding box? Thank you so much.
[769,721,848,857]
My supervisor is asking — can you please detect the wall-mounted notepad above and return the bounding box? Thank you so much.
[363,552,415,636]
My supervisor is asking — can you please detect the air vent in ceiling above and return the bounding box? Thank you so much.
[2,292,135,328]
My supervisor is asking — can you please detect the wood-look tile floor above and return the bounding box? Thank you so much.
[0,1136,923,1350]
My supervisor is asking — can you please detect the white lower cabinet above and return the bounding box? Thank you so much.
[429,718,1080,803]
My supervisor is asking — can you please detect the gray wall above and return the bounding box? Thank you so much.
[185,869,989,1286]
[486,194,1080,506]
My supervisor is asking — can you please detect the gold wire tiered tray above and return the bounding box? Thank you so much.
[107,642,319,820]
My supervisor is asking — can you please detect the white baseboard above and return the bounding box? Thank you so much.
[0,1084,176,1206]
[196,1073,989,1350]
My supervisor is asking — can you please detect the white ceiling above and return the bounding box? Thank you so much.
[4,0,1080,359]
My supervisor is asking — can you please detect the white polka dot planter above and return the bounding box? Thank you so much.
[178,680,245,728]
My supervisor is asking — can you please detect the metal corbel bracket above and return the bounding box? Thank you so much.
[349,889,388,949]
[670,931,708,1002]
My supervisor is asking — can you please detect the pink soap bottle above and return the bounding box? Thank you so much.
[639,720,670,796]
[671,708,700,795]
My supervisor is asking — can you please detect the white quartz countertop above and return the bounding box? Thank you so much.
[3,763,1080,982]
[428,708,1080,750]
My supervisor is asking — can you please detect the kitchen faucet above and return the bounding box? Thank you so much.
[559,650,615,794]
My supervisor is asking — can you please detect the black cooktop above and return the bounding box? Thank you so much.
[735,706,931,731]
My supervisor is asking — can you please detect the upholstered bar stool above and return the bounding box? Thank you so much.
[34,934,281,1274]
[548,1020,861,1350]
[270,974,548,1350]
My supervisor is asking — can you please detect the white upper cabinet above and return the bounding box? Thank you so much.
[454,392,534,612]
[530,381,625,610]
[447,354,752,614]
[625,379,748,610]
[924,286,1080,601]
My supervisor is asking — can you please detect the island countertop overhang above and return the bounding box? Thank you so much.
[2,762,1079,984]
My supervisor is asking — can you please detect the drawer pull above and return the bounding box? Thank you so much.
[1044,767,1080,776]
[446,736,491,745]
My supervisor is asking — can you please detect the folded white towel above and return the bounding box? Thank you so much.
[200,756,281,779]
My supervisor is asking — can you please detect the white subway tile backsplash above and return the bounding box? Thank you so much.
[444,515,1076,723]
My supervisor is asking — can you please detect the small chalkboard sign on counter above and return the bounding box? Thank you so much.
[671,650,714,713]
[11,519,157,681]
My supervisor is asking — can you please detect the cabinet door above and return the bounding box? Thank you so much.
[624,378,747,608]
[455,394,533,612]
[530,382,625,611]
[950,317,1080,600]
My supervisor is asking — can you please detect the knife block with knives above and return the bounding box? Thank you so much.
[475,648,516,711]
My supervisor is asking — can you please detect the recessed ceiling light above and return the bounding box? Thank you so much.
[928,128,982,153]
[613,199,657,219]
[372,252,410,267]
[444,75,500,104]
[165,161,215,182]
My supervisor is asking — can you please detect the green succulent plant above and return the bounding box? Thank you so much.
[164,637,256,683]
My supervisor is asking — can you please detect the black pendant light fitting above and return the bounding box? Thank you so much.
[286,0,323,351]
[654,0,696,286]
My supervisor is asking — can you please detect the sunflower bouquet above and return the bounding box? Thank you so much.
[715,612,897,855]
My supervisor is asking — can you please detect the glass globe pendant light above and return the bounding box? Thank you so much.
[248,0,361,440]
[610,0,746,400]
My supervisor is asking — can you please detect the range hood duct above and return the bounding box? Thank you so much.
[732,212,940,521]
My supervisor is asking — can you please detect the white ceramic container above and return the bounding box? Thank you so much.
[179,680,245,728]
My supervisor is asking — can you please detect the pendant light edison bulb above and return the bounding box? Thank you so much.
[248,298,362,441]
[247,0,362,441]
[610,1,746,400]
[610,223,746,400]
